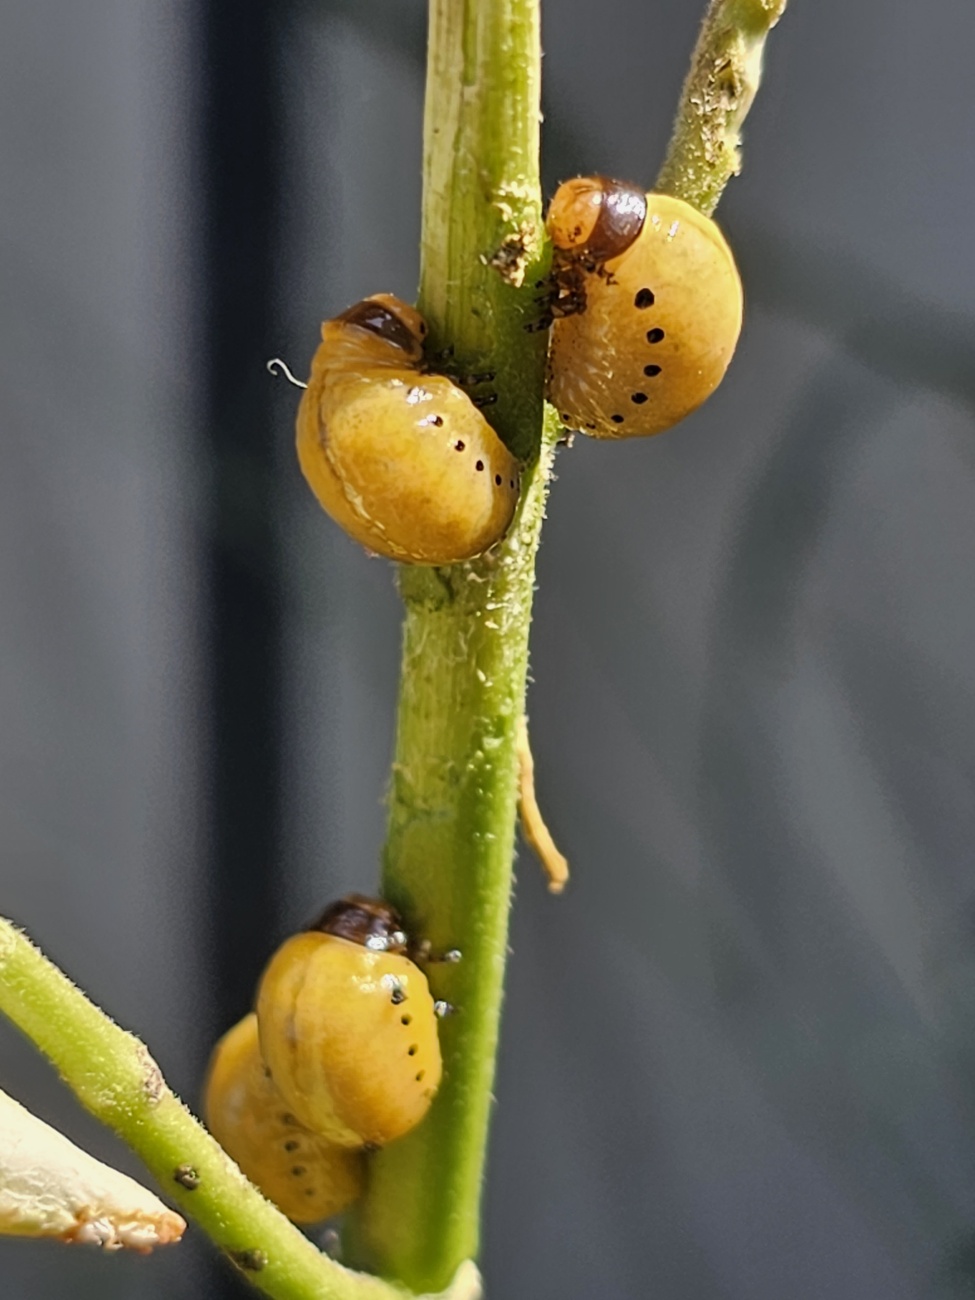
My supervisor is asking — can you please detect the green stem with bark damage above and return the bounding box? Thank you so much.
[345,0,552,1292]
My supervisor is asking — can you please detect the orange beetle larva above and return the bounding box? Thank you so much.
[256,895,443,1149]
[297,294,520,564]
[545,176,743,438]
[204,1014,365,1224]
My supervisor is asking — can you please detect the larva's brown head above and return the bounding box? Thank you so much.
[308,894,409,956]
[300,293,520,565]
[546,176,647,266]
[331,294,426,365]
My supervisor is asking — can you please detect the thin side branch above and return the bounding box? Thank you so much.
[656,0,788,215]
[0,917,475,1300]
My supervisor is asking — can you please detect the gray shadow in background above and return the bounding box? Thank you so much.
[3,1,975,1298]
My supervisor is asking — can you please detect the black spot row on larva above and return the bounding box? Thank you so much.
[452,441,516,490]
[403,1009,422,1082]
[642,310,663,387]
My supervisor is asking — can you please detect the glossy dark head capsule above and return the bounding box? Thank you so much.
[310,894,409,955]
[336,295,424,363]
[546,176,647,266]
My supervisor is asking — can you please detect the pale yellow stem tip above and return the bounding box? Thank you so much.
[0,1088,185,1253]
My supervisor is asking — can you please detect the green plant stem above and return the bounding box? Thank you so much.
[415,0,549,464]
[656,0,789,215]
[346,0,550,1292]
[0,917,479,1300]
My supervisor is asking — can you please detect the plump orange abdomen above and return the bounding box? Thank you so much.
[297,294,520,563]
[256,930,443,1149]
[203,1015,364,1223]
[546,178,743,439]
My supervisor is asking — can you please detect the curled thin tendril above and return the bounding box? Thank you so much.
[267,358,308,389]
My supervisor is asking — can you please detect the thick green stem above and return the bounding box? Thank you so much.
[0,918,476,1300]
[416,0,549,463]
[656,0,788,215]
[346,0,550,1292]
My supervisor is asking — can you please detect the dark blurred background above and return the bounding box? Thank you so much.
[3,1,975,1297]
